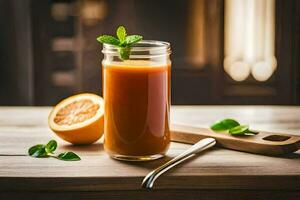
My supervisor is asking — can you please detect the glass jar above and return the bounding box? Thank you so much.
[102,40,171,161]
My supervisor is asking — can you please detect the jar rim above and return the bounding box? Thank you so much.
[102,40,171,57]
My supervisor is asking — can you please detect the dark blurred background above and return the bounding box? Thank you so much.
[0,0,299,106]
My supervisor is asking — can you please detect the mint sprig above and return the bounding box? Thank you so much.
[97,25,143,60]
[210,118,258,136]
[28,140,81,161]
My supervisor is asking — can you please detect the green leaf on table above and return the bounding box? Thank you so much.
[28,140,81,161]
[229,125,258,135]
[210,118,240,131]
[28,144,48,158]
[57,152,81,161]
[45,140,57,154]
[211,118,259,136]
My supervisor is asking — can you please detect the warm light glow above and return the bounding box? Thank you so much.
[228,61,251,81]
[187,0,206,67]
[224,0,276,82]
[81,0,107,26]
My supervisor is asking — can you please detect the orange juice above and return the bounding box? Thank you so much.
[103,60,171,160]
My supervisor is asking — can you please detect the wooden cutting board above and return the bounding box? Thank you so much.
[171,124,300,156]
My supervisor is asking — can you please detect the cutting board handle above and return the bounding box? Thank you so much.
[170,124,300,156]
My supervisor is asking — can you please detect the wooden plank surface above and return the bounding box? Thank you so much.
[0,106,300,192]
[1,190,300,200]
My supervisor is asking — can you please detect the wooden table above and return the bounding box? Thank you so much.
[0,106,299,199]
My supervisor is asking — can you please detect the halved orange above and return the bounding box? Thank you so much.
[48,93,104,145]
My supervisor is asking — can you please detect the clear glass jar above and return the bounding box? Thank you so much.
[102,40,171,161]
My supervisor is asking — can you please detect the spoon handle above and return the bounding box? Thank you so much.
[141,137,216,189]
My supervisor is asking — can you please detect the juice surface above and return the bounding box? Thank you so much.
[103,61,171,156]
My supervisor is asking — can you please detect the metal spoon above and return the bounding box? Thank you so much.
[141,137,216,189]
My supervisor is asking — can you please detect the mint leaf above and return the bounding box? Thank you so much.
[125,35,143,45]
[57,152,81,161]
[45,140,57,154]
[97,35,120,46]
[229,125,258,135]
[229,125,249,135]
[28,144,48,158]
[210,118,240,131]
[117,26,126,43]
